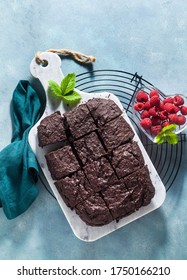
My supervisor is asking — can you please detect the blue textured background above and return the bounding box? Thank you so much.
[0,0,187,259]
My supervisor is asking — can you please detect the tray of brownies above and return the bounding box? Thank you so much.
[29,52,166,241]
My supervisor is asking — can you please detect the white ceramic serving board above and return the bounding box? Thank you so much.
[29,52,166,242]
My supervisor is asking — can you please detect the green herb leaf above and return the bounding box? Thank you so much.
[48,80,62,97]
[62,90,81,104]
[48,73,81,104]
[162,124,177,133]
[155,134,165,144]
[61,73,76,95]
[166,132,178,144]
[155,124,178,145]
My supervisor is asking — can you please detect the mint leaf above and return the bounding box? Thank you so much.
[162,124,177,133]
[61,73,76,95]
[48,80,62,97]
[166,132,178,144]
[48,73,82,104]
[155,134,165,144]
[155,124,178,145]
[63,91,81,104]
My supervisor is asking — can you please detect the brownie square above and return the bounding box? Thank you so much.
[101,180,135,220]
[99,116,134,151]
[45,145,80,180]
[73,131,106,165]
[124,166,155,206]
[135,166,155,206]
[64,103,96,139]
[86,98,122,126]
[111,141,145,179]
[55,171,93,208]
[75,193,113,226]
[37,111,66,147]
[83,157,118,192]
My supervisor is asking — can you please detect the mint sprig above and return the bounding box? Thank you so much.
[155,124,178,144]
[48,73,81,104]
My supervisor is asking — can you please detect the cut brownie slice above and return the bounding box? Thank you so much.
[45,145,80,180]
[73,131,106,165]
[75,193,113,226]
[86,98,122,126]
[37,111,66,147]
[101,180,135,220]
[55,171,93,208]
[64,103,96,139]
[102,166,155,221]
[83,157,117,192]
[111,141,145,178]
[99,116,134,151]
[124,166,155,207]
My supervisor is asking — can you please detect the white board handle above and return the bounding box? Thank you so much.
[30,52,64,112]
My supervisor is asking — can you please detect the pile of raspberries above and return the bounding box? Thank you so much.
[133,89,187,135]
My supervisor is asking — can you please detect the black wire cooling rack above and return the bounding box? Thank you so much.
[39,69,186,196]
[75,69,186,192]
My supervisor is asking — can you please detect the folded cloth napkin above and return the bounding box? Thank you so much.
[0,80,42,219]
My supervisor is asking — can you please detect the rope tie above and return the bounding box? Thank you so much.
[35,48,96,65]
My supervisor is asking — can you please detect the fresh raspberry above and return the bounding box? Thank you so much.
[149,107,158,116]
[162,121,170,128]
[173,95,184,106]
[140,118,152,129]
[134,102,144,111]
[163,97,174,104]
[151,116,161,125]
[168,114,178,124]
[176,115,186,125]
[164,103,176,113]
[150,95,160,107]
[150,125,162,135]
[136,91,148,102]
[159,111,168,120]
[174,105,180,113]
[159,101,165,111]
[140,110,150,119]
[181,106,187,115]
[150,89,159,98]
[144,101,151,110]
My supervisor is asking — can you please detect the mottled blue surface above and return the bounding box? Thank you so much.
[0,0,187,259]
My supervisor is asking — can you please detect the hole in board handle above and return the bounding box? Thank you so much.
[40,59,48,67]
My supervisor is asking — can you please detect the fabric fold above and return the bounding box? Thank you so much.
[0,81,42,219]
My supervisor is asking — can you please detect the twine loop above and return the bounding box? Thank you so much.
[35,49,96,65]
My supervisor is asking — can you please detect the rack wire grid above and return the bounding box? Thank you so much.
[39,69,186,196]
[75,69,186,192]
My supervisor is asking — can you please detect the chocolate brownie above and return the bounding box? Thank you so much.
[124,166,155,207]
[83,157,118,192]
[102,166,155,221]
[75,193,113,226]
[38,98,156,227]
[86,98,122,126]
[101,180,135,220]
[37,111,66,147]
[99,116,134,151]
[73,131,106,165]
[55,171,93,208]
[111,141,145,178]
[45,145,80,180]
[64,103,96,139]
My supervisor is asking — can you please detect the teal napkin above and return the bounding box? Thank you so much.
[0,81,42,219]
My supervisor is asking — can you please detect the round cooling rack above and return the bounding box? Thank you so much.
[39,69,186,196]
[75,69,186,192]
